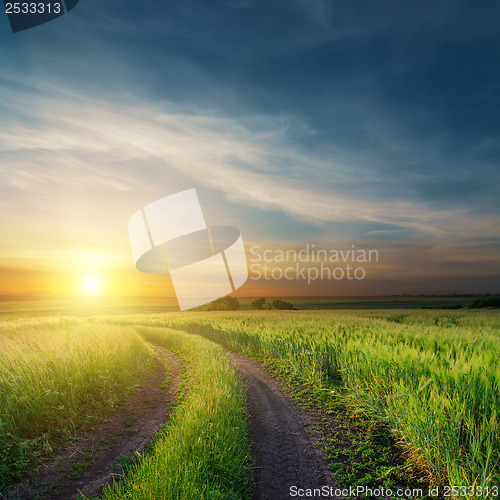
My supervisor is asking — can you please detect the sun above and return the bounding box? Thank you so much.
[80,274,104,297]
[85,278,100,292]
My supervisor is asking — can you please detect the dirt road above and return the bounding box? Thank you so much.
[227,351,339,500]
[5,343,338,500]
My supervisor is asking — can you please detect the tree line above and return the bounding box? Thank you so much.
[202,297,298,311]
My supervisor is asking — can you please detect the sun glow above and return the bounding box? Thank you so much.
[85,278,100,292]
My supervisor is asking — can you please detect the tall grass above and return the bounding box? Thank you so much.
[0,317,155,485]
[100,327,251,500]
[111,310,500,490]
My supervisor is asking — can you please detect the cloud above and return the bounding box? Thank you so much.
[0,83,499,248]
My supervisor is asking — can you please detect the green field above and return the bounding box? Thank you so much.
[0,307,499,498]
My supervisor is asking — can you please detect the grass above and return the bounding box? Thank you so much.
[0,316,155,488]
[2,308,498,498]
[99,327,252,500]
[112,309,500,492]
[253,361,431,496]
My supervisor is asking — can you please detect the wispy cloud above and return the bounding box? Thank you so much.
[1,84,499,247]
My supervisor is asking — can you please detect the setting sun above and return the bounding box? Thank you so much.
[85,279,100,292]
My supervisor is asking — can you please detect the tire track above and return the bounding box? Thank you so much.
[5,345,184,500]
[227,351,339,500]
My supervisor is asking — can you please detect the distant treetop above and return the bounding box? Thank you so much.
[251,298,297,311]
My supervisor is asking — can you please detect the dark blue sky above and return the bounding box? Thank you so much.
[0,0,499,295]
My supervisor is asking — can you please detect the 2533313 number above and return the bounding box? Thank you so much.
[5,2,62,14]
[443,485,499,497]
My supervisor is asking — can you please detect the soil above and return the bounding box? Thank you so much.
[227,351,340,500]
[5,345,341,500]
[4,345,183,500]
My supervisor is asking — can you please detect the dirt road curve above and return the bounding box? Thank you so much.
[5,345,182,500]
[227,351,339,500]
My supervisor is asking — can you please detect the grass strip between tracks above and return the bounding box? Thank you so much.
[99,326,252,500]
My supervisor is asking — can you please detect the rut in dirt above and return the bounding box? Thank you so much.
[4,345,184,500]
[227,351,339,500]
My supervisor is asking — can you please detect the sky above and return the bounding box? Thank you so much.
[0,0,499,299]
